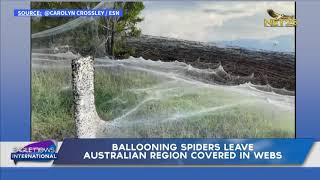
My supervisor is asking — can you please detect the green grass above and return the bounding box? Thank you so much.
[32,68,75,140]
[32,66,294,140]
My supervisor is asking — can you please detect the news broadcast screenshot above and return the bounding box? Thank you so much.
[1,0,319,179]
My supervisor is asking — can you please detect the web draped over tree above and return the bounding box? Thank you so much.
[32,1,144,58]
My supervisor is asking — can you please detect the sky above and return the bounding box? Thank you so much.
[138,1,295,42]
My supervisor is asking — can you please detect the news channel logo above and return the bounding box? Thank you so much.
[10,140,58,164]
[264,9,297,27]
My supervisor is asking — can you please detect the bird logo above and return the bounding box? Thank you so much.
[265,9,297,27]
[267,9,294,20]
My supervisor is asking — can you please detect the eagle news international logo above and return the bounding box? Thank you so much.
[11,140,58,164]
[264,9,297,27]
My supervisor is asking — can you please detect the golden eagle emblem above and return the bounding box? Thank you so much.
[267,9,294,20]
[265,9,297,27]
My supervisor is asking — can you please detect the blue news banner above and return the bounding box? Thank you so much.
[14,9,123,17]
[54,139,313,165]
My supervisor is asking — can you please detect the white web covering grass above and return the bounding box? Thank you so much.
[32,51,294,138]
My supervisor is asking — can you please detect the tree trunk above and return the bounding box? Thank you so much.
[103,17,110,56]
[110,19,115,57]
[110,2,117,58]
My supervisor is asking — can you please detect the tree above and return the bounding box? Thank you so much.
[31,2,100,55]
[102,2,144,58]
[31,2,99,33]
[31,2,144,58]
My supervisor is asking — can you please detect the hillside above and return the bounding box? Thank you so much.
[127,35,295,91]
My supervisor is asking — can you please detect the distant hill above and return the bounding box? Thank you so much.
[214,35,295,53]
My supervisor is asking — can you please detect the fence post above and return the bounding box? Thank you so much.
[71,56,102,138]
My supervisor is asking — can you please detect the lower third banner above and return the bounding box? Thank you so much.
[54,138,313,165]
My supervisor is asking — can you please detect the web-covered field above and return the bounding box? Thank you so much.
[32,51,295,140]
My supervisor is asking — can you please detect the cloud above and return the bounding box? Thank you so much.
[203,9,246,15]
[138,1,295,41]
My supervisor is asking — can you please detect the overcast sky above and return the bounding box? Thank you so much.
[138,1,295,42]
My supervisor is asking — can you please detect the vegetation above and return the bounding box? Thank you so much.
[32,68,75,140]
[31,2,144,58]
[102,2,144,58]
[32,66,294,140]
[31,2,294,140]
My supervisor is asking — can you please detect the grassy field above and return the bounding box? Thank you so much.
[32,66,294,140]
